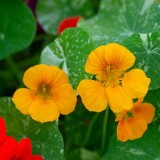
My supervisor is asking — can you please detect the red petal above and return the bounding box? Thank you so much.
[0,136,18,159]
[17,138,32,159]
[58,16,82,34]
[0,117,7,144]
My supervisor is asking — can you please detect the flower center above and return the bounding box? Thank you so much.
[96,65,123,87]
[36,83,53,99]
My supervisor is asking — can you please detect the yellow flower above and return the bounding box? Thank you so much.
[77,43,150,112]
[115,99,155,142]
[12,64,77,123]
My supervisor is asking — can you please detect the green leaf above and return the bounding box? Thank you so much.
[122,32,160,90]
[36,0,94,35]
[79,0,160,46]
[41,27,95,89]
[102,121,160,160]
[144,88,160,119]
[0,97,64,160]
[0,0,36,60]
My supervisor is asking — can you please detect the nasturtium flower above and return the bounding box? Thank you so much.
[0,117,43,159]
[12,64,77,123]
[58,16,82,34]
[115,99,155,142]
[77,43,150,113]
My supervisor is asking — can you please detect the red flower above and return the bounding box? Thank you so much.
[58,16,82,34]
[0,117,43,160]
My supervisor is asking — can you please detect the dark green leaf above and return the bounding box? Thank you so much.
[79,0,160,46]
[0,97,64,160]
[41,27,95,89]
[36,0,94,35]
[0,0,36,60]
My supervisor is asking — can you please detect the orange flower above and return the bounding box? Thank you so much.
[12,64,77,123]
[116,99,155,142]
[77,43,150,112]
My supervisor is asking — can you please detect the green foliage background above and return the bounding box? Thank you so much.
[0,0,160,160]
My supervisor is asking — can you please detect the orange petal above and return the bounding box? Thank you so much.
[77,80,108,112]
[28,99,60,123]
[12,88,35,114]
[106,86,133,113]
[53,84,77,115]
[85,43,135,74]
[23,64,69,91]
[134,102,155,124]
[128,114,147,140]
[117,119,132,142]
[122,69,150,98]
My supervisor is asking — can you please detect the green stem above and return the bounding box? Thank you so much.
[83,112,100,146]
[100,107,109,154]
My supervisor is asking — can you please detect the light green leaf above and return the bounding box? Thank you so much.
[0,97,64,160]
[122,32,160,90]
[102,122,160,160]
[0,0,36,60]
[36,0,94,35]
[41,27,95,89]
[79,0,160,46]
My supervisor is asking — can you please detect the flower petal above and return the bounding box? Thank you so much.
[117,119,132,142]
[106,86,133,113]
[54,84,77,115]
[12,88,35,114]
[23,64,69,91]
[128,114,147,140]
[85,43,135,74]
[77,80,108,112]
[28,99,60,123]
[0,117,6,144]
[17,138,32,159]
[134,102,155,124]
[122,69,150,98]
[0,137,18,159]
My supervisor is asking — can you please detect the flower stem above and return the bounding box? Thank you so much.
[100,106,109,154]
[83,112,100,146]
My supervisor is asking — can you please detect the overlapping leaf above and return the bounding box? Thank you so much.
[41,27,95,89]
[36,0,94,35]
[102,122,160,160]
[79,0,160,46]
[0,97,64,160]
[122,32,160,90]
[0,0,36,60]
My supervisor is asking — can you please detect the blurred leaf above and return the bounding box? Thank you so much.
[41,27,95,89]
[79,0,160,46]
[122,32,160,90]
[0,0,36,60]
[36,0,94,35]
[0,97,64,160]
[102,121,160,160]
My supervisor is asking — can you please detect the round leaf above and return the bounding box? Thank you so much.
[0,0,36,60]
[41,27,95,89]
[79,0,160,46]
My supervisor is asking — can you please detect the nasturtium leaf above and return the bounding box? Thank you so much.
[79,0,160,46]
[36,0,94,35]
[0,0,36,60]
[122,32,160,90]
[0,97,64,160]
[102,121,160,160]
[144,88,160,119]
[41,27,95,89]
